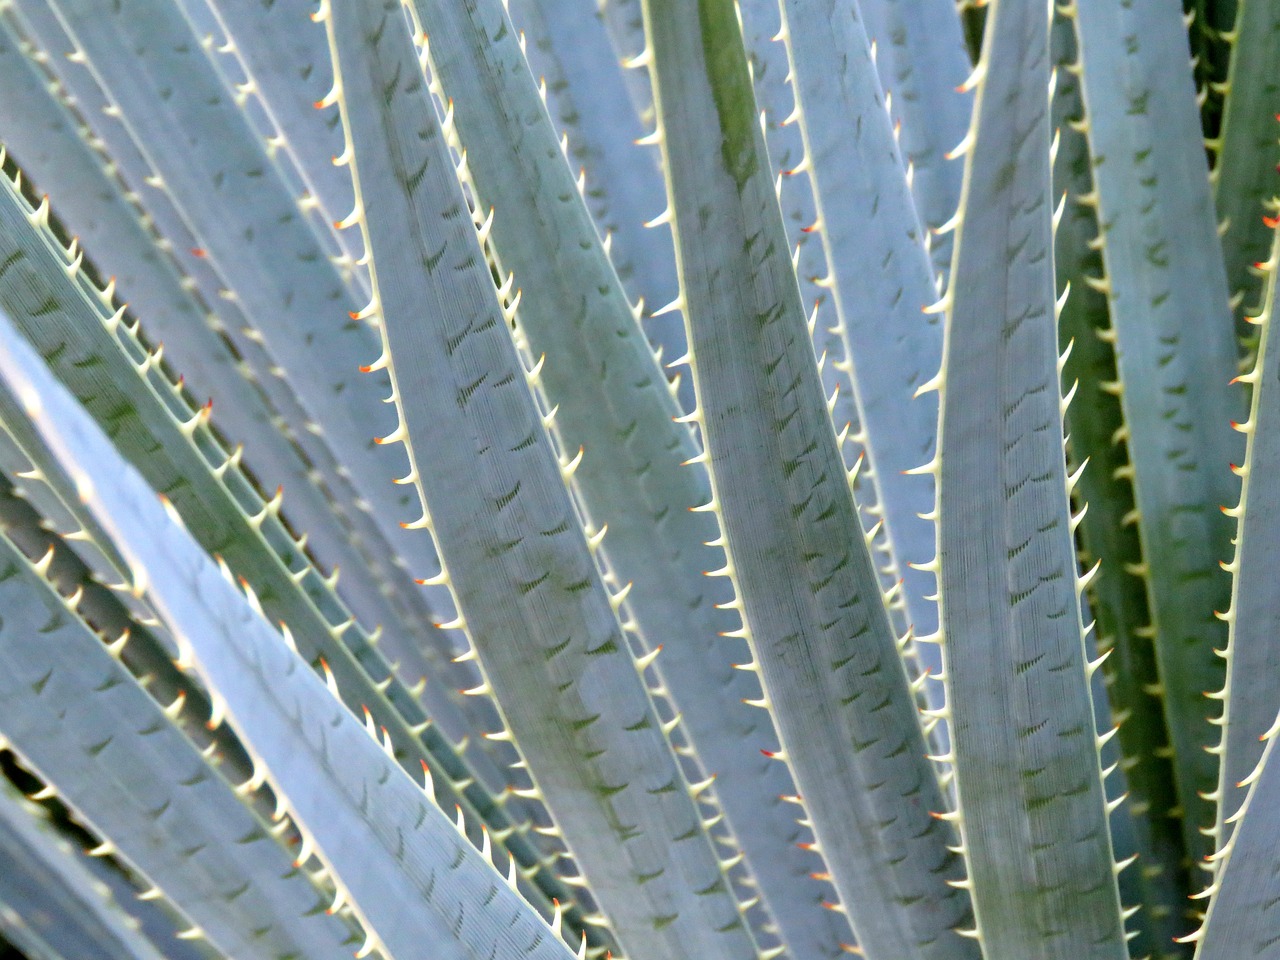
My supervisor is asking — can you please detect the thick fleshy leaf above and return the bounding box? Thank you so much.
[0,782,168,960]
[404,0,849,952]
[1193,708,1280,960]
[1212,2,1280,327]
[1048,10,1190,954]
[504,0,686,401]
[318,4,762,958]
[0,486,354,960]
[0,314,579,960]
[1071,0,1244,862]
[933,3,1129,957]
[774,0,942,679]
[0,12,430,647]
[638,0,976,955]
[858,0,972,278]
[0,152,580,934]
[1208,226,1280,862]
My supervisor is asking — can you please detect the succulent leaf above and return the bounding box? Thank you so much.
[0,317,580,960]
[773,0,943,688]
[638,0,976,955]
[1070,0,1245,863]
[0,781,169,960]
[0,151,580,938]
[0,468,355,960]
[400,0,854,953]
[1212,0,1280,328]
[1208,221,1280,863]
[933,3,1129,956]
[319,3,761,957]
[858,0,973,279]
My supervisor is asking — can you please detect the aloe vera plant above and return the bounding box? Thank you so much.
[0,0,1277,958]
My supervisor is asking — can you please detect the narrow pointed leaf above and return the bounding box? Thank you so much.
[0,157,579,931]
[1213,2,1280,325]
[638,0,976,955]
[191,0,360,272]
[504,0,686,387]
[0,497,353,960]
[775,0,942,659]
[1072,0,1244,860]
[406,0,848,952]
[0,320,579,960]
[320,4,759,958]
[0,13,431,644]
[935,4,1128,957]
[858,0,972,277]
[1049,11,1191,951]
[0,782,168,960]
[1194,705,1280,960]
[1210,225,1280,855]
[22,0,479,669]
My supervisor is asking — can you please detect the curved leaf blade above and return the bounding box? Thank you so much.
[934,3,1129,957]
[1209,225,1280,860]
[320,4,761,958]
[0,782,168,960]
[406,0,850,952]
[1071,0,1244,862]
[0,317,579,960]
[638,0,976,955]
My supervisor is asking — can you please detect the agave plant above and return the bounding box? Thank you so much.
[0,0,1276,957]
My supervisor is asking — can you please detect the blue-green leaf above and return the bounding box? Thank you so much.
[1192,708,1280,959]
[1071,0,1244,862]
[404,0,850,952]
[933,3,1129,956]
[774,0,942,683]
[858,0,972,278]
[0,478,354,960]
[319,3,760,958]
[0,314,579,960]
[1208,226,1280,863]
[1212,1,1280,326]
[638,0,975,955]
[0,781,168,960]
[0,152,577,934]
